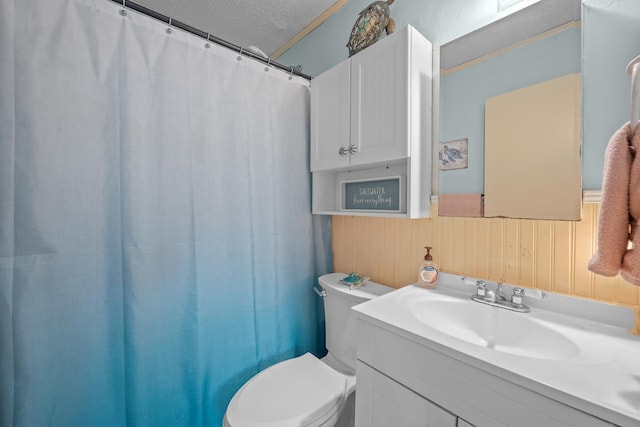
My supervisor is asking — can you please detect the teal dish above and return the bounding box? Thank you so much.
[342,273,361,283]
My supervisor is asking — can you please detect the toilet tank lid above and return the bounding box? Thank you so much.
[319,273,393,300]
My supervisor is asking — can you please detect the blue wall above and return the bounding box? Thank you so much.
[280,0,523,77]
[583,0,640,189]
[281,0,640,193]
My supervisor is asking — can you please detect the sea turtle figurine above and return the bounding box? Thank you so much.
[346,0,396,57]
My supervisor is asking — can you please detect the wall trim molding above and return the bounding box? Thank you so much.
[582,190,602,203]
[441,21,581,75]
[272,0,350,59]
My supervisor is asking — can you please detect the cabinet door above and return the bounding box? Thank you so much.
[310,60,350,171]
[350,30,410,166]
[356,361,456,427]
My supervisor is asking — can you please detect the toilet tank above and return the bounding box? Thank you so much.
[318,273,393,373]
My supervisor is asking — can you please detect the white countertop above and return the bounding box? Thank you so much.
[352,273,640,427]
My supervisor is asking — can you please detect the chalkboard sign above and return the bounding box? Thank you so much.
[341,176,404,212]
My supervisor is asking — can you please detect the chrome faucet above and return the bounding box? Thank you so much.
[464,278,546,313]
[485,283,506,303]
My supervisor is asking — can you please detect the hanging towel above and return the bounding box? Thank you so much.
[621,123,640,285]
[588,122,640,285]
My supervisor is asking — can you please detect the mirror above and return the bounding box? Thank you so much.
[438,0,582,220]
[484,73,582,220]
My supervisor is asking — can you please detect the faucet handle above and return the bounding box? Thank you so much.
[475,280,487,297]
[460,277,486,296]
[511,287,547,306]
[511,287,525,305]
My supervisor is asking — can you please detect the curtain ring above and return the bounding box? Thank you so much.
[237,48,243,61]
[288,66,294,80]
[205,33,211,48]
[166,17,173,34]
[119,0,127,16]
[264,58,271,72]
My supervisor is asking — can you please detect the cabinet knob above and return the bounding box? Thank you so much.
[338,146,349,157]
[348,144,358,155]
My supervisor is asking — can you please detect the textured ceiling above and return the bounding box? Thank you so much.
[134,0,338,57]
[441,0,581,70]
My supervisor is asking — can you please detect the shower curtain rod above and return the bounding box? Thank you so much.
[110,0,312,80]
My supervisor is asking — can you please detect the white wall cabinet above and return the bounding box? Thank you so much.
[310,25,432,218]
[310,60,350,171]
[349,26,412,167]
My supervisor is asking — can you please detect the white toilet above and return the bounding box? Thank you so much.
[223,272,392,427]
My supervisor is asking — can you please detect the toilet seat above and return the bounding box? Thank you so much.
[224,353,351,427]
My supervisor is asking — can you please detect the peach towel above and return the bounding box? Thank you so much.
[588,122,640,285]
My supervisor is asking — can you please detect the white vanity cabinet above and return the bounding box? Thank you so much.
[354,319,618,427]
[310,25,432,218]
[356,361,458,427]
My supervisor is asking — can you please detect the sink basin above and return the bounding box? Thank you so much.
[409,299,580,361]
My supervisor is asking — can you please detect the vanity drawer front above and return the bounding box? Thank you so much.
[356,360,457,427]
[357,319,617,427]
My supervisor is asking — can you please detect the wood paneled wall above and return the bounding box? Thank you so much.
[332,203,640,308]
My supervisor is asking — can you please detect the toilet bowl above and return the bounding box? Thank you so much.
[223,353,354,427]
[223,273,392,427]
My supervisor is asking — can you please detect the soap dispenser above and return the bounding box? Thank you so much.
[417,246,439,288]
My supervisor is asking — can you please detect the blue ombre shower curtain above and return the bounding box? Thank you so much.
[0,0,332,425]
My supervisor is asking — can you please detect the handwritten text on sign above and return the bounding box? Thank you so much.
[344,178,401,211]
